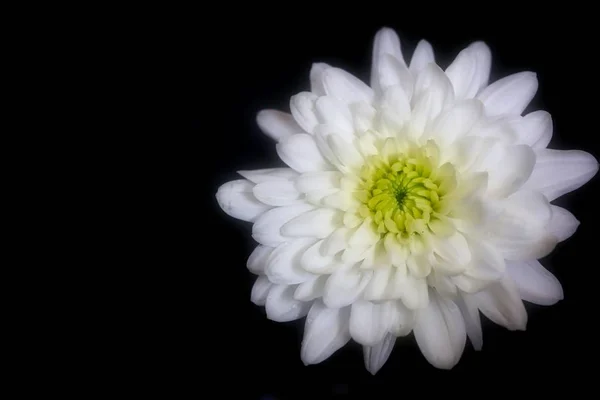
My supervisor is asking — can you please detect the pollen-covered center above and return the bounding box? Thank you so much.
[352,137,456,239]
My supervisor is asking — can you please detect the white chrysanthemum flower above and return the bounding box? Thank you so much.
[216,27,598,372]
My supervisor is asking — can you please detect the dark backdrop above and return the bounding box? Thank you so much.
[188,12,600,398]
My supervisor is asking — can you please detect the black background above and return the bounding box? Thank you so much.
[191,11,600,398]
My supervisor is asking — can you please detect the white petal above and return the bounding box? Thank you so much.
[413,290,467,369]
[463,236,505,282]
[300,239,338,274]
[413,63,455,105]
[253,180,303,206]
[484,144,536,198]
[321,227,352,256]
[315,96,354,141]
[351,102,376,134]
[323,264,372,308]
[322,67,374,105]
[454,294,482,350]
[488,190,556,260]
[391,271,429,310]
[363,333,396,375]
[250,275,272,306]
[276,133,332,173]
[349,300,391,346]
[327,133,364,170]
[296,172,341,195]
[256,110,302,141]
[294,275,328,301]
[389,300,415,336]
[371,27,405,94]
[216,179,271,222]
[251,203,314,246]
[445,41,491,99]
[521,149,599,201]
[290,92,319,134]
[310,62,331,96]
[477,72,538,116]
[301,300,351,365]
[548,205,580,242]
[266,284,311,322]
[265,239,317,284]
[363,266,394,301]
[432,231,471,268]
[247,245,274,275]
[471,275,527,330]
[425,99,483,148]
[505,260,563,306]
[380,85,412,131]
[512,110,552,149]
[238,168,299,184]
[281,208,340,239]
[409,39,434,75]
[378,54,414,100]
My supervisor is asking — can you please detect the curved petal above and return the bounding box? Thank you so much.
[323,264,372,308]
[484,144,536,198]
[251,203,314,246]
[349,300,392,346]
[445,41,491,99]
[425,99,483,150]
[521,149,599,201]
[547,205,580,242]
[256,109,302,141]
[314,96,355,142]
[266,284,311,322]
[454,293,483,350]
[378,54,414,100]
[322,67,374,105]
[371,27,405,94]
[281,208,340,239]
[253,180,303,206]
[300,239,338,274]
[294,275,328,301]
[470,275,527,330]
[389,300,415,336]
[409,39,434,75]
[290,92,319,134]
[247,245,274,275]
[363,333,396,375]
[265,238,317,284]
[512,110,552,149]
[276,133,332,173]
[301,300,351,365]
[238,168,299,184]
[310,62,331,96]
[216,179,271,222]
[413,290,467,369]
[477,71,538,116]
[250,275,272,306]
[505,260,563,306]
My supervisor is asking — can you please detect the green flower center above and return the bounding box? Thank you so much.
[353,138,456,238]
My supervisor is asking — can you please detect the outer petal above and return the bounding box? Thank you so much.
[310,62,331,96]
[238,168,299,184]
[363,333,396,375]
[323,264,372,308]
[281,208,340,239]
[505,260,563,306]
[445,41,491,99]
[470,275,527,330]
[409,39,434,75]
[521,149,599,201]
[250,275,272,306]
[547,205,580,242]
[301,300,351,365]
[251,204,314,246]
[253,180,303,206]
[265,284,311,322]
[454,293,483,350]
[216,179,271,222]
[512,110,553,149]
[247,245,274,275]
[265,238,316,284]
[290,92,319,134]
[276,133,332,173]
[349,300,391,346]
[413,290,467,369]
[322,67,374,105]
[477,72,538,116]
[256,110,302,141]
[371,27,405,94]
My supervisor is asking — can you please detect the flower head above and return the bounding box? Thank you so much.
[216,27,598,372]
